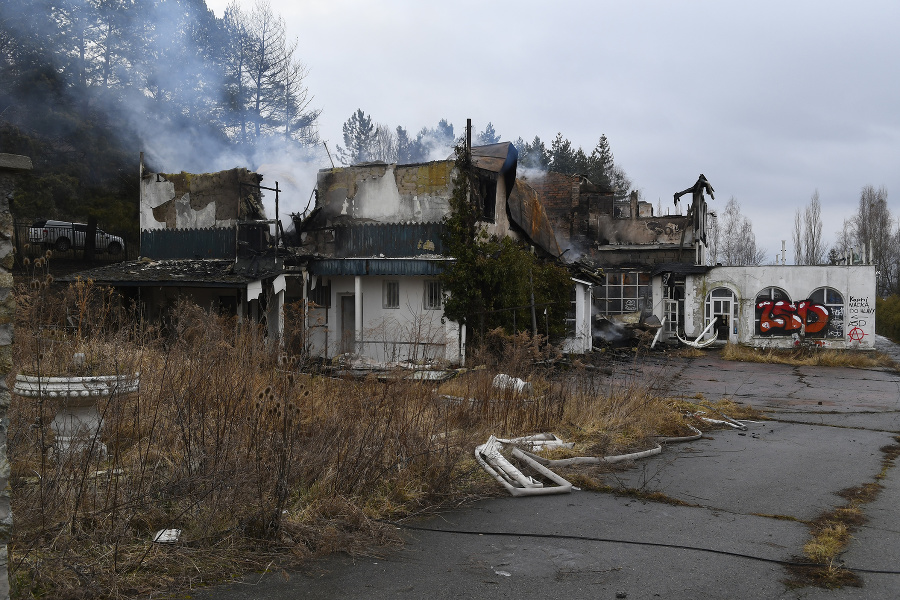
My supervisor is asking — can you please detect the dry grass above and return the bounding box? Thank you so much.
[7,282,701,599]
[671,394,767,422]
[721,343,897,370]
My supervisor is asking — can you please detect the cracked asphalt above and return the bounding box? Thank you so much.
[190,341,900,599]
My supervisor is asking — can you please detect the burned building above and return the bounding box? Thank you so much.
[523,169,875,350]
[65,164,285,334]
[284,142,577,364]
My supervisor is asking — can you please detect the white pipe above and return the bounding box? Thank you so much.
[496,433,574,449]
[696,405,748,431]
[478,436,541,488]
[676,316,718,349]
[520,444,661,467]
[656,424,704,443]
[475,436,573,496]
[695,416,748,431]
[650,317,667,349]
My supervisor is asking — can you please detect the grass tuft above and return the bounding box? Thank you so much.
[721,343,897,370]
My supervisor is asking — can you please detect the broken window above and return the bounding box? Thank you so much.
[424,280,442,310]
[705,287,738,340]
[308,278,331,309]
[595,271,650,314]
[663,274,685,335]
[383,280,400,309]
[476,174,497,222]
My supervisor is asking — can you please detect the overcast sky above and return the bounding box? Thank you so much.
[207,0,900,260]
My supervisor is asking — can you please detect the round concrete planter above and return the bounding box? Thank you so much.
[14,373,140,454]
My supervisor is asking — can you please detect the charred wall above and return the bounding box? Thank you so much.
[140,168,265,231]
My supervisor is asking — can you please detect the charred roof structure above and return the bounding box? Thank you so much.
[281,142,580,364]
[63,163,285,333]
[290,142,560,269]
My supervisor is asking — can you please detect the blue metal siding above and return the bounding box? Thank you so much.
[334,222,446,258]
[141,228,236,259]
[308,258,453,276]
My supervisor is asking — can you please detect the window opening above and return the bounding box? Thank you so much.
[308,278,331,309]
[705,287,737,341]
[383,280,400,309]
[595,270,650,315]
[807,287,844,339]
[754,287,791,336]
[424,280,442,310]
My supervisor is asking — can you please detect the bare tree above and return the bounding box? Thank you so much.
[719,197,766,266]
[855,185,896,292]
[803,190,826,265]
[793,190,826,264]
[280,44,319,145]
[830,217,855,262]
[370,123,398,163]
[792,208,803,264]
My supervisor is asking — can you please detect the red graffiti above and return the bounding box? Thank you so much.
[848,327,866,342]
[756,300,829,336]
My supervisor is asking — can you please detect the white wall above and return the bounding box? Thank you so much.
[562,280,593,354]
[677,265,875,349]
[304,274,463,364]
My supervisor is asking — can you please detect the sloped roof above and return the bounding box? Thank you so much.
[650,262,712,277]
[506,179,562,257]
[472,142,518,200]
[58,259,257,288]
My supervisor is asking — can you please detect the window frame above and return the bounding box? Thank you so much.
[807,286,844,339]
[595,270,651,315]
[383,280,400,309]
[754,287,791,336]
[424,280,442,310]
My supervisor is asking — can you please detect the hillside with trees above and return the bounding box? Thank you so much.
[0,0,320,237]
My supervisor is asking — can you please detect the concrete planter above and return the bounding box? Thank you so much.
[13,373,139,454]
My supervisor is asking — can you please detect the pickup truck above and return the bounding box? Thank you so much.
[28,220,124,254]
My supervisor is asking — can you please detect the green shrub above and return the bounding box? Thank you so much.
[876,295,900,342]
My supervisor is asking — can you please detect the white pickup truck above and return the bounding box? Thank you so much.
[28,220,124,254]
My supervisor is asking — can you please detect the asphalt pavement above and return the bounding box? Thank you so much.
[189,344,900,600]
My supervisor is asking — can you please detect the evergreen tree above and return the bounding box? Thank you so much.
[549,133,576,174]
[396,126,417,163]
[440,143,571,337]
[589,134,615,189]
[519,136,550,170]
[337,109,376,165]
[477,122,500,145]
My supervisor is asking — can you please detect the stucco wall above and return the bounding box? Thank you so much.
[316,163,453,225]
[677,265,875,349]
[303,274,462,364]
[140,169,264,231]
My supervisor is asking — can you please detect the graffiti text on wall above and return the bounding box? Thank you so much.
[847,296,873,342]
[756,300,844,339]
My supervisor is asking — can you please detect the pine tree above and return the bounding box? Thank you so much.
[337,109,376,165]
[549,133,576,174]
[477,122,500,145]
[520,136,550,170]
[588,134,615,189]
